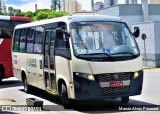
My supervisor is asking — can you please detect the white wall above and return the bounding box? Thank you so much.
[149,15,160,21]
[132,22,156,67]
[120,15,143,28]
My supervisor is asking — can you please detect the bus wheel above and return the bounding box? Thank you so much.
[23,76,31,93]
[0,71,3,83]
[60,84,71,108]
[121,96,129,104]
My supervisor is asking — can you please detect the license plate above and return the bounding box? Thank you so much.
[109,82,123,88]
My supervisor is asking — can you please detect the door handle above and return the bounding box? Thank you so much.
[39,60,42,69]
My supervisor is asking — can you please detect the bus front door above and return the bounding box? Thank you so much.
[44,30,57,92]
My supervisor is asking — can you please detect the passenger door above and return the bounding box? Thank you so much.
[43,29,56,91]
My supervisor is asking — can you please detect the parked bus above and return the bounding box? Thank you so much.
[12,15,143,107]
[0,16,32,82]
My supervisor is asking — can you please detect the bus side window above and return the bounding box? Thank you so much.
[34,26,44,53]
[55,31,71,60]
[26,27,35,53]
[13,29,20,52]
[44,31,50,68]
[50,31,56,69]
[19,29,27,52]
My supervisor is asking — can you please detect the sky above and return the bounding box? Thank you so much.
[3,0,141,12]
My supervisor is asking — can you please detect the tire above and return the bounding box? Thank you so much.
[0,71,3,83]
[121,96,129,104]
[60,84,71,108]
[23,76,31,93]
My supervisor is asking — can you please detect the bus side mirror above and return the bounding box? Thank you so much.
[133,27,140,38]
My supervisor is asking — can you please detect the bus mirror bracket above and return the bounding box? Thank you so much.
[133,27,140,38]
[55,28,70,38]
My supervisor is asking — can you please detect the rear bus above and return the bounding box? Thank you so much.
[0,16,31,82]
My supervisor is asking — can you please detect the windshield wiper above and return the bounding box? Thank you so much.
[79,53,114,60]
[109,52,137,57]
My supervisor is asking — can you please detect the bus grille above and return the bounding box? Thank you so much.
[102,86,129,94]
[96,72,133,82]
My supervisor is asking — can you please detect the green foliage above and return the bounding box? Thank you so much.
[21,11,34,18]
[0,8,3,15]
[1,6,68,21]
[8,7,14,16]
[32,9,68,21]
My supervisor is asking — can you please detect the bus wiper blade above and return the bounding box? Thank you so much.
[81,53,113,59]
[109,52,136,57]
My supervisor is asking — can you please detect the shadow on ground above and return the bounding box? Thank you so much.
[0,79,22,89]
[19,86,159,113]
[0,112,18,114]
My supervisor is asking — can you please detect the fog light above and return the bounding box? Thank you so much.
[134,72,139,79]
[88,74,95,81]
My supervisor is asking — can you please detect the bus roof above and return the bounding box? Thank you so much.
[15,15,124,29]
[0,15,32,22]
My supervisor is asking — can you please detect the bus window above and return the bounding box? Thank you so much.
[44,31,50,68]
[55,31,71,59]
[34,26,44,53]
[0,20,13,32]
[0,29,12,38]
[50,31,56,69]
[13,29,20,52]
[26,27,35,53]
[19,29,27,52]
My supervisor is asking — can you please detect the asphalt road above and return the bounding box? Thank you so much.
[0,69,160,114]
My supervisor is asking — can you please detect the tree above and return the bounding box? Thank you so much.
[0,8,3,15]
[14,9,21,16]
[8,7,14,16]
[35,11,48,21]
[6,6,68,21]
[22,11,34,18]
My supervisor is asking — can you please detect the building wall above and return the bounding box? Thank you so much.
[149,0,160,4]
[94,2,104,11]
[104,0,118,8]
[0,0,2,9]
[125,0,138,4]
[97,5,120,16]
[65,0,82,14]
[154,21,160,66]
[97,5,142,27]
[122,16,142,27]
[119,5,142,16]
[149,15,160,21]
[59,0,65,11]
[91,0,94,11]
[97,4,160,26]
[133,22,156,67]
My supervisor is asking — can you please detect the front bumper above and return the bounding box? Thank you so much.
[73,71,143,100]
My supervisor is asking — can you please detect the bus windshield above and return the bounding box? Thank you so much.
[0,20,29,34]
[70,22,140,59]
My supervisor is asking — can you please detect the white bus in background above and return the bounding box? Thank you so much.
[12,14,143,108]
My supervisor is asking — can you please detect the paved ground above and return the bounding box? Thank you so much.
[0,69,160,114]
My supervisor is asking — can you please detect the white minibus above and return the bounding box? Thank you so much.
[12,14,143,107]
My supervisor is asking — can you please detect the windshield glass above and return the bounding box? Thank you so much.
[70,22,139,58]
[0,20,29,37]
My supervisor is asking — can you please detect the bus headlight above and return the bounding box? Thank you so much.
[134,72,139,79]
[75,73,95,81]
[134,70,143,79]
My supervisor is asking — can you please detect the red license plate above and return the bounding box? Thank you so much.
[109,82,123,88]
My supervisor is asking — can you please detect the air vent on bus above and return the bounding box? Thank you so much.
[96,72,133,82]
[102,86,129,94]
